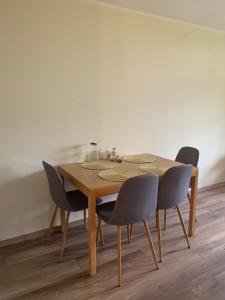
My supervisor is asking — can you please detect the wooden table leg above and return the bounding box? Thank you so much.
[88,192,96,276]
[60,175,66,233]
[188,168,199,236]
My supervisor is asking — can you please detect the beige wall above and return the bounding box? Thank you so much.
[0,0,225,241]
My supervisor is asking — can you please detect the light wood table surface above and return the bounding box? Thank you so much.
[58,153,199,276]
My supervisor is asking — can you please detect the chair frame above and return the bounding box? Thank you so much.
[163,146,199,229]
[156,205,190,262]
[43,161,88,261]
[96,217,159,286]
[96,174,159,286]
[46,206,87,261]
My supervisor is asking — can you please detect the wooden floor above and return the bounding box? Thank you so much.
[1,185,225,300]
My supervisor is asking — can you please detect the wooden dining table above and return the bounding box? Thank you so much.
[58,153,198,276]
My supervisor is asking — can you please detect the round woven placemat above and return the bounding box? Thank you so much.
[123,154,156,164]
[139,160,180,175]
[81,160,120,170]
[98,166,145,182]
[139,163,167,176]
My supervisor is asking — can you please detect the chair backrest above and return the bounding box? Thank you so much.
[157,165,192,209]
[42,161,71,211]
[175,146,199,167]
[110,174,159,225]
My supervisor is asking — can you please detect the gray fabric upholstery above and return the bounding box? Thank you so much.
[42,161,88,212]
[175,146,199,167]
[175,146,199,188]
[96,201,116,223]
[157,165,193,210]
[67,190,88,212]
[96,174,159,225]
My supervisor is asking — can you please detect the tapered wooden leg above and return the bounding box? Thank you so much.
[96,216,104,247]
[60,176,66,233]
[176,205,190,248]
[143,218,159,270]
[96,216,101,247]
[187,193,197,223]
[127,225,131,243]
[59,211,70,262]
[189,169,198,236]
[88,192,96,276]
[83,209,87,229]
[117,225,122,287]
[156,210,162,262]
[60,208,66,233]
[100,222,104,246]
[164,209,167,230]
[130,224,133,239]
[46,206,58,242]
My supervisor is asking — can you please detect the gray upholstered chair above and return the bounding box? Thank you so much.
[175,146,199,167]
[43,161,101,261]
[96,174,159,286]
[163,146,199,229]
[156,165,193,262]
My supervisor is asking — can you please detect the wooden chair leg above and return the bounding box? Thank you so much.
[96,216,101,247]
[164,209,167,230]
[60,208,66,233]
[100,221,104,246]
[130,224,134,239]
[46,206,58,242]
[59,211,70,262]
[96,216,104,247]
[176,205,191,248]
[127,225,131,243]
[156,210,162,262]
[117,225,122,287]
[187,193,197,222]
[83,209,87,229]
[143,218,159,270]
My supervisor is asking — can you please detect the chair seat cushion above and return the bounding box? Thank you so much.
[67,190,103,212]
[67,190,88,211]
[96,201,116,223]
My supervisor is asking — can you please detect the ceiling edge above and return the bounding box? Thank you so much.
[83,0,225,35]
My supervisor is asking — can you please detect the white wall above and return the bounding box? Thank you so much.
[97,3,225,186]
[0,0,225,241]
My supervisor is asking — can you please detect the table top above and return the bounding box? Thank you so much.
[58,153,197,197]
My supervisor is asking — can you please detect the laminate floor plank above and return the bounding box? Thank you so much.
[1,187,225,300]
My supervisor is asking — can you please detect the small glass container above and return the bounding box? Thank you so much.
[110,147,116,161]
[89,142,99,161]
[104,151,110,160]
